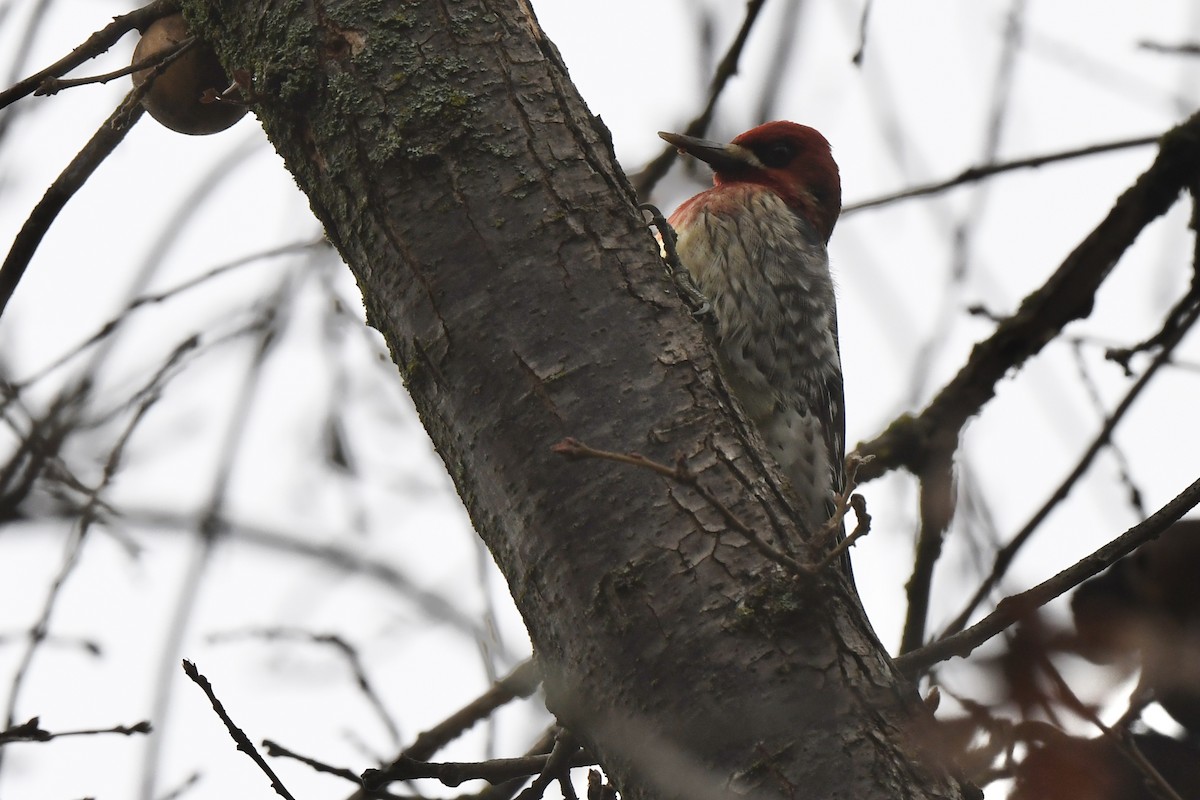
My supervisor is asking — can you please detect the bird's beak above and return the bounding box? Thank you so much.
[658,131,761,171]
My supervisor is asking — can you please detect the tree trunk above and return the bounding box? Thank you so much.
[181,1,968,798]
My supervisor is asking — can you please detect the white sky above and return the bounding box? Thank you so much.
[1,1,1199,798]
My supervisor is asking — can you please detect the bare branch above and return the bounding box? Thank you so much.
[338,660,543,800]
[632,0,769,198]
[855,110,1200,483]
[0,717,150,746]
[0,0,180,111]
[896,473,1200,673]
[142,296,285,799]
[514,730,582,800]
[402,658,541,762]
[209,627,402,748]
[851,0,875,65]
[35,34,196,96]
[1139,40,1200,57]
[14,238,327,390]
[844,135,1160,214]
[182,660,298,800]
[361,750,596,793]
[900,455,955,654]
[263,739,365,784]
[0,92,146,319]
[939,289,1200,640]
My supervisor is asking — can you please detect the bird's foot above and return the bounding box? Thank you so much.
[639,203,717,325]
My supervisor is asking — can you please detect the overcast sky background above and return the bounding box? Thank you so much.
[1,1,1199,798]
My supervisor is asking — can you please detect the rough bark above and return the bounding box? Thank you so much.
[180,1,968,798]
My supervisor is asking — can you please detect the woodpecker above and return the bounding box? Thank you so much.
[659,121,845,550]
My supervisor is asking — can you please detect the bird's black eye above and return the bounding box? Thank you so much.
[759,141,795,168]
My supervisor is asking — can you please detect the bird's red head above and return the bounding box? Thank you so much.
[659,121,842,243]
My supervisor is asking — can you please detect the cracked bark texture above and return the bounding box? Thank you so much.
[180,1,967,798]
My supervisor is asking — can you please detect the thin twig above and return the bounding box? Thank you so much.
[0,386,82,525]
[0,25,210,321]
[75,132,265,392]
[117,505,498,645]
[340,660,542,800]
[855,111,1200,483]
[844,135,1160,214]
[360,752,597,792]
[1069,341,1145,515]
[552,437,807,574]
[261,740,422,799]
[209,627,401,747]
[0,717,150,745]
[851,0,874,66]
[891,13,1031,636]
[752,0,802,122]
[403,658,541,761]
[467,729,559,800]
[1106,284,1200,371]
[35,35,196,95]
[2,339,193,755]
[896,472,1200,674]
[1139,40,1200,56]
[938,299,1200,639]
[899,453,956,654]
[0,0,54,130]
[515,730,582,800]
[14,238,326,390]
[156,772,202,800]
[181,660,298,800]
[0,93,145,320]
[0,631,99,655]
[263,739,364,783]
[141,297,285,800]
[633,0,769,198]
[0,0,180,111]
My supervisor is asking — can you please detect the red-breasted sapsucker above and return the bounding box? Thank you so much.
[660,121,845,548]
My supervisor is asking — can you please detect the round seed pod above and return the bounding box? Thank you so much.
[131,13,246,135]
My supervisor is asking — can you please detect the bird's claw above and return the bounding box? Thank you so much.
[640,203,715,322]
[679,282,716,325]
